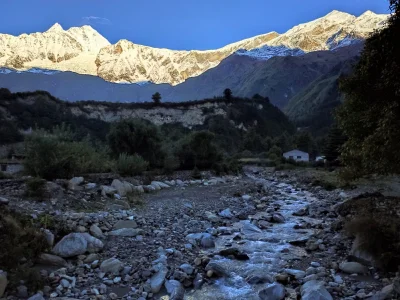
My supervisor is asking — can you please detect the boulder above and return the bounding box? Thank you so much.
[205,211,220,222]
[111,179,133,196]
[150,182,162,190]
[89,224,104,239]
[101,185,117,197]
[284,269,306,279]
[300,280,333,300]
[200,233,215,248]
[339,262,369,274]
[272,213,285,223]
[38,253,68,267]
[113,220,138,230]
[151,181,170,189]
[132,185,145,194]
[27,293,45,300]
[259,282,286,300]
[68,177,84,190]
[219,208,233,219]
[52,233,103,258]
[150,265,168,293]
[100,258,123,275]
[143,185,156,192]
[0,271,7,298]
[42,229,55,247]
[108,228,143,237]
[242,222,262,235]
[165,280,185,300]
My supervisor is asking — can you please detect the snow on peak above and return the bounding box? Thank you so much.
[46,23,64,32]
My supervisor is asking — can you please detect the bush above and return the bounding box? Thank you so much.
[241,150,253,158]
[116,153,149,176]
[25,177,47,199]
[275,163,296,171]
[163,154,180,174]
[191,166,202,179]
[0,171,11,180]
[107,119,164,167]
[24,130,112,180]
[176,131,222,170]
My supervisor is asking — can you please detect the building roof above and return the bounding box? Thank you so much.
[283,149,309,155]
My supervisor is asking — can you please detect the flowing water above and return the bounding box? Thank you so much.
[185,172,319,299]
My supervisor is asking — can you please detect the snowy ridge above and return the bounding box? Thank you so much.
[236,45,305,60]
[0,10,389,85]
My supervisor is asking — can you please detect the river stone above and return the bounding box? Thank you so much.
[301,280,333,300]
[205,261,230,277]
[259,282,286,300]
[143,185,156,192]
[84,253,100,263]
[219,208,233,219]
[52,233,88,257]
[52,233,103,257]
[151,265,168,293]
[42,229,55,247]
[0,271,7,298]
[111,179,133,196]
[89,224,104,239]
[284,269,306,279]
[132,185,145,194]
[242,221,262,235]
[100,258,123,275]
[151,182,162,190]
[27,293,45,300]
[165,280,185,300]
[272,213,285,223]
[101,185,117,197]
[205,211,220,222]
[200,233,215,248]
[68,177,84,190]
[38,253,68,267]
[113,220,138,230]
[152,181,170,189]
[339,262,368,274]
[180,264,194,275]
[109,228,143,237]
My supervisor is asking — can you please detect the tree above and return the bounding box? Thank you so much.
[323,126,346,163]
[336,0,400,180]
[152,92,161,104]
[223,88,232,100]
[107,119,164,167]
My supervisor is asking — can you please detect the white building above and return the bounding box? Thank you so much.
[283,149,309,162]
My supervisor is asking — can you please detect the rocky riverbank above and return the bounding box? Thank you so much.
[0,167,399,299]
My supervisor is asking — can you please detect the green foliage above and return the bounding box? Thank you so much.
[116,153,149,176]
[337,1,400,180]
[275,163,296,171]
[176,131,222,170]
[107,119,164,167]
[0,208,48,282]
[152,92,162,104]
[25,177,47,199]
[323,126,346,163]
[223,88,232,100]
[24,129,111,180]
[0,171,11,180]
[0,118,23,144]
[163,154,180,174]
[268,145,282,158]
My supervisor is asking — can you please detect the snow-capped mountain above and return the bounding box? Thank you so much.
[0,10,388,85]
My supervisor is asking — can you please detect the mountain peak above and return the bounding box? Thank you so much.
[47,23,64,32]
[324,10,354,19]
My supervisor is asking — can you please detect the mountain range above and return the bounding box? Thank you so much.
[0,10,389,130]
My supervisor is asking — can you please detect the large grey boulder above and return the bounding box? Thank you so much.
[52,233,103,258]
[165,280,185,300]
[339,262,368,274]
[68,177,84,190]
[259,282,286,300]
[108,228,143,237]
[151,181,170,189]
[0,271,7,298]
[100,258,123,275]
[150,264,168,293]
[111,179,133,196]
[301,280,333,300]
[101,185,117,197]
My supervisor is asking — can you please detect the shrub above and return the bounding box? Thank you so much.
[163,154,180,174]
[24,130,112,180]
[0,209,48,288]
[176,131,222,170]
[0,171,11,180]
[275,163,296,171]
[25,177,47,199]
[241,150,253,158]
[116,153,149,176]
[107,119,164,167]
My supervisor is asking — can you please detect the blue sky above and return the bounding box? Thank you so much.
[1,0,390,50]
